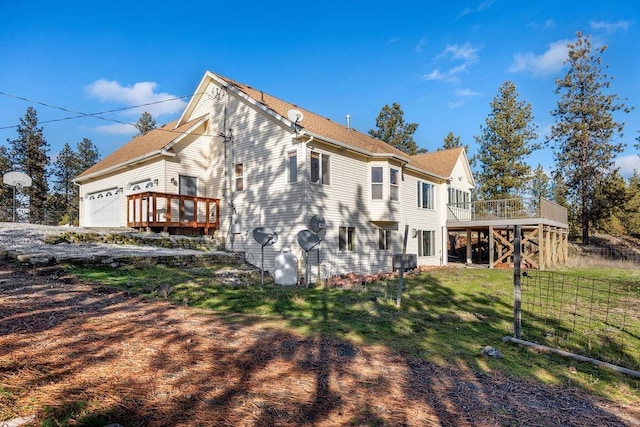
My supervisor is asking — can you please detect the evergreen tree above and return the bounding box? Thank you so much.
[622,171,640,234]
[134,111,157,136]
[441,131,470,153]
[50,143,77,223]
[592,171,628,234]
[369,103,424,155]
[530,164,551,200]
[76,138,100,172]
[473,81,538,199]
[7,107,49,223]
[0,146,12,207]
[548,32,630,244]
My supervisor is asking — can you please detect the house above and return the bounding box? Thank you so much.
[75,71,475,281]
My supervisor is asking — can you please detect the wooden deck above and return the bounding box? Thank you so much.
[127,192,220,235]
[447,197,568,228]
[446,197,569,269]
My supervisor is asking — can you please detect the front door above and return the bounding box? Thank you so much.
[179,175,197,222]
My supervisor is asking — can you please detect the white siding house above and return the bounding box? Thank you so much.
[75,71,475,281]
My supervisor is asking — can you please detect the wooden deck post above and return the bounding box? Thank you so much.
[466,228,472,264]
[488,225,494,268]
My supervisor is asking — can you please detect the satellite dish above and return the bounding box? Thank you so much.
[309,215,326,239]
[3,171,32,188]
[297,229,321,252]
[253,227,279,286]
[287,109,304,124]
[253,227,278,247]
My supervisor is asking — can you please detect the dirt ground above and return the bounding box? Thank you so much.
[1,260,639,427]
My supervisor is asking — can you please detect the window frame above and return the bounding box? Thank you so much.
[417,230,436,257]
[288,151,298,183]
[338,226,356,252]
[235,163,244,191]
[417,181,435,209]
[310,150,330,185]
[378,228,392,250]
[389,168,399,201]
[371,166,383,200]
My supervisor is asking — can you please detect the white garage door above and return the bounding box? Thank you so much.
[83,189,122,227]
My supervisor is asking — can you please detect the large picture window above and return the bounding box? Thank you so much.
[310,151,330,185]
[339,226,355,251]
[417,181,434,209]
[371,167,383,199]
[417,230,436,257]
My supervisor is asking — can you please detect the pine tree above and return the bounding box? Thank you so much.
[134,111,157,136]
[548,32,630,244]
[530,164,551,200]
[621,171,640,234]
[473,81,538,199]
[0,146,12,207]
[76,138,100,172]
[369,103,424,155]
[7,107,49,223]
[50,143,77,223]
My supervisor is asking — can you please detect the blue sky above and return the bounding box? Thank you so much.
[1,0,638,178]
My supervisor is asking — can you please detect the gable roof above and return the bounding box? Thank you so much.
[77,71,473,183]
[75,115,207,181]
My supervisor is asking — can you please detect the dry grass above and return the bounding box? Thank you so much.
[1,261,639,426]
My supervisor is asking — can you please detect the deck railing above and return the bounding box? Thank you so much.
[447,197,567,225]
[127,191,220,234]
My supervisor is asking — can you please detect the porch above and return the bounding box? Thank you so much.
[446,197,569,269]
[127,192,220,235]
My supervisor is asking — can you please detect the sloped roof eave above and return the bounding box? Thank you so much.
[74,150,174,183]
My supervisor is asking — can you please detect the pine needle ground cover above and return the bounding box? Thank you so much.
[1,261,638,426]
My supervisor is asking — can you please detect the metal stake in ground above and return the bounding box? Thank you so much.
[513,224,522,339]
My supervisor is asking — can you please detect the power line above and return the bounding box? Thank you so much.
[0,91,193,130]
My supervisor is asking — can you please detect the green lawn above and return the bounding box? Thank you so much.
[68,263,640,403]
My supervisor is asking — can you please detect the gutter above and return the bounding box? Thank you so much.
[297,131,447,182]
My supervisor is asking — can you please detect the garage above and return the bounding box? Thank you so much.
[82,188,122,227]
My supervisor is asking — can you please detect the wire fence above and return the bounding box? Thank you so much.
[0,206,78,226]
[521,270,640,372]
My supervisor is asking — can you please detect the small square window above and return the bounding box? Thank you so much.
[235,163,244,191]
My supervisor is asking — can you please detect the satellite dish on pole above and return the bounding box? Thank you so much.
[253,227,278,285]
[287,109,304,134]
[309,215,326,239]
[3,171,32,223]
[287,109,304,124]
[297,229,321,287]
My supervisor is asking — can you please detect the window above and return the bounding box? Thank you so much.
[379,228,392,250]
[235,163,244,191]
[310,151,330,185]
[418,230,436,257]
[339,226,355,251]
[448,187,470,205]
[288,151,297,183]
[390,168,399,201]
[371,167,383,199]
[417,181,434,209]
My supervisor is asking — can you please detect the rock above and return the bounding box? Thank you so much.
[29,257,52,266]
[481,345,502,358]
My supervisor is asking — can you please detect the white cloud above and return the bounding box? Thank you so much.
[459,0,495,17]
[424,43,480,83]
[94,123,138,135]
[544,19,556,29]
[85,79,187,117]
[415,38,426,53]
[590,20,630,32]
[616,154,640,177]
[448,88,481,108]
[509,39,569,76]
